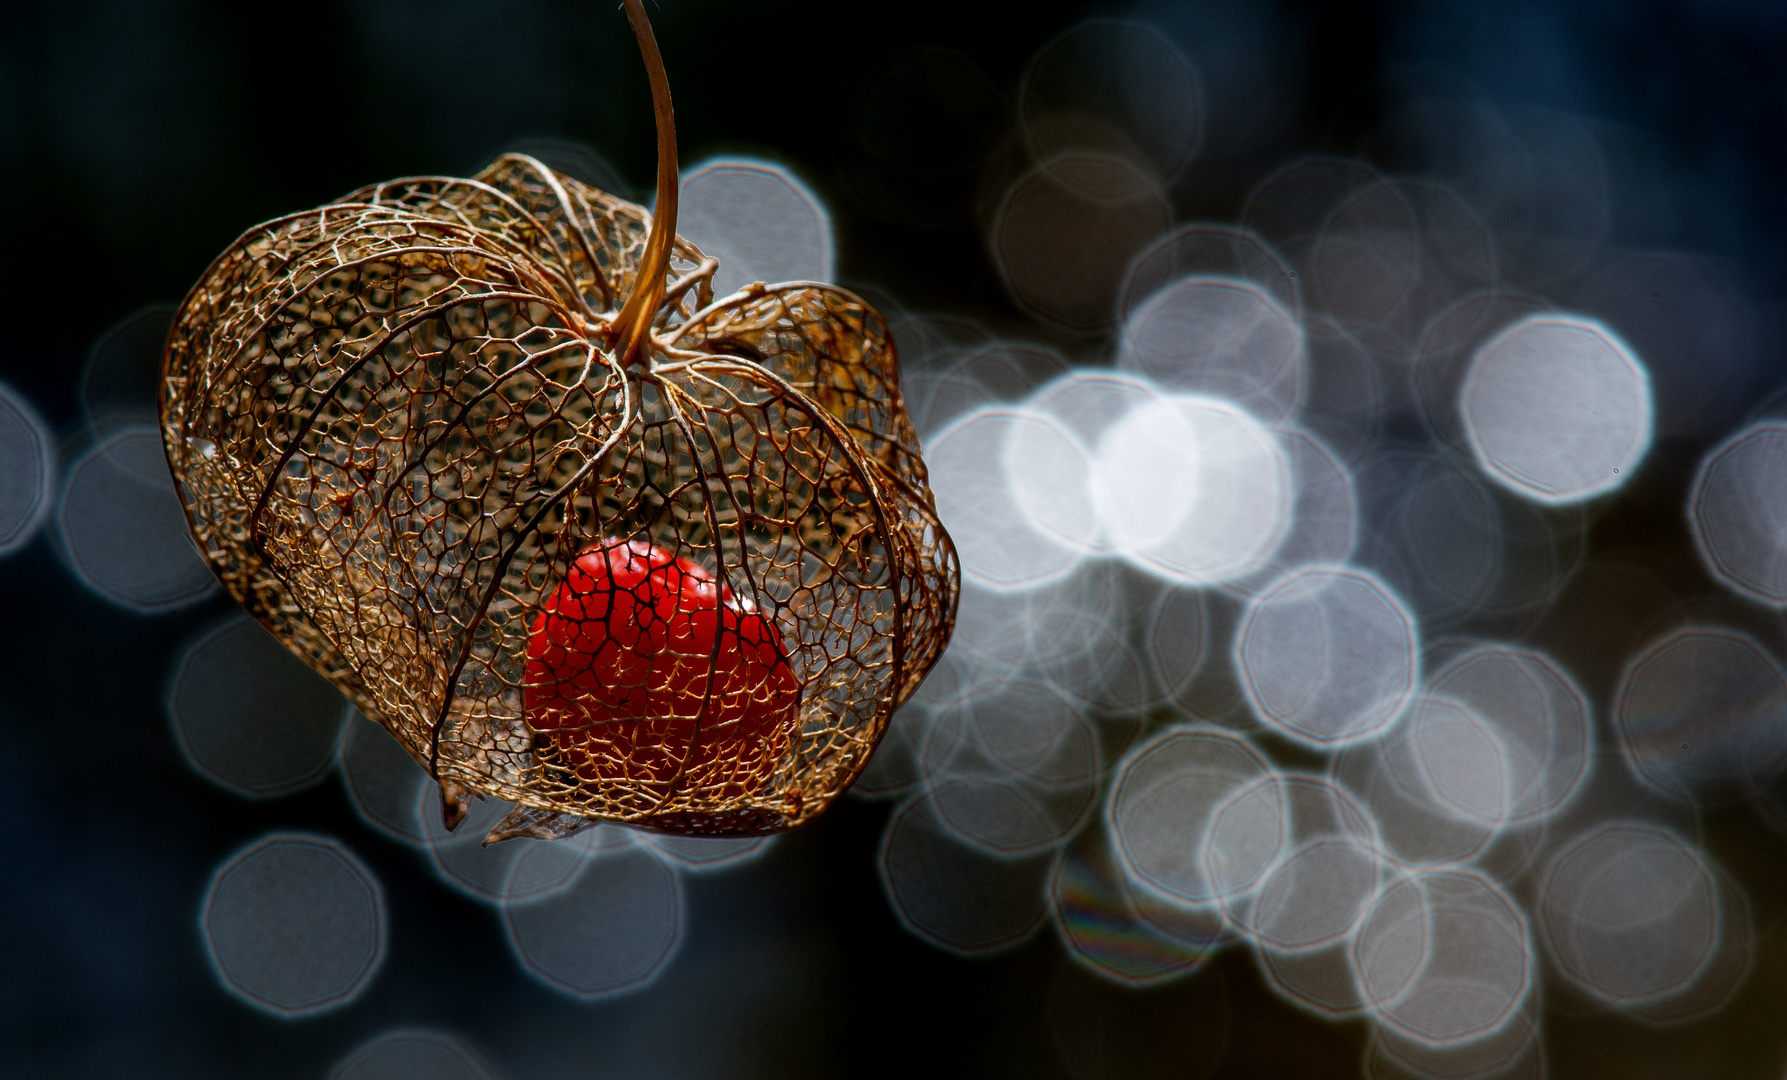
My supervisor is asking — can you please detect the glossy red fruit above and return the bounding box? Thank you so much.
[524,539,801,807]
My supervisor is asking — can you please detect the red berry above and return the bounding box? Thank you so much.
[524,539,801,811]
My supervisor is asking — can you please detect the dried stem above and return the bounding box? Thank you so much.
[609,0,678,370]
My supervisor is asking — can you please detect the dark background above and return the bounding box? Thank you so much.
[4,1,1787,1077]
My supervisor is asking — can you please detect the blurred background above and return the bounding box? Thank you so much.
[6,0,1787,1076]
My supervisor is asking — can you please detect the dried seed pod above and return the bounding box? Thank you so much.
[158,1,958,840]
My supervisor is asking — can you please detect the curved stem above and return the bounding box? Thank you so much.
[609,0,678,371]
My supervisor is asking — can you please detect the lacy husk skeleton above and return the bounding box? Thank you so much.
[158,0,958,841]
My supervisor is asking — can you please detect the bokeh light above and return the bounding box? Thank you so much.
[81,306,174,440]
[877,796,1051,956]
[1538,822,1735,1012]
[57,427,218,612]
[1305,178,1496,362]
[1119,223,1299,323]
[1352,869,1532,1047]
[1426,643,1593,823]
[327,1028,501,1080]
[1005,407,1101,559]
[1246,838,1384,953]
[1242,156,1382,270]
[1224,426,1358,598]
[1020,561,1188,714]
[168,614,347,800]
[921,678,1102,857]
[1359,450,1583,636]
[1612,625,1787,802]
[1258,943,1370,1021]
[1211,773,1385,954]
[1390,694,1515,828]
[991,152,1172,332]
[0,381,54,558]
[1117,276,1304,421]
[927,406,1093,589]
[1018,18,1204,186]
[1459,314,1652,505]
[1029,368,1164,447]
[1688,420,1787,605]
[1106,725,1275,909]
[1364,1010,1545,1080]
[1094,394,1291,586]
[1050,828,1216,988]
[200,833,385,1017]
[1330,704,1513,869]
[675,158,833,298]
[502,841,684,1001]
[1235,565,1420,748]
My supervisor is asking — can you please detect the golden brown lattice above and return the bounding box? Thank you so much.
[157,0,958,840]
